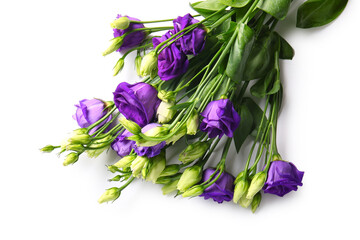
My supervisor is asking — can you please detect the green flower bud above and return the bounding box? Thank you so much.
[72,128,87,135]
[179,141,210,164]
[63,152,79,166]
[113,155,136,169]
[113,58,125,76]
[161,180,179,195]
[182,185,204,198]
[177,166,203,192]
[131,155,149,177]
[119,117,142,134]
[86,135,112,158]
[128,136,161,147]
[234,171,246,185]
[107,165,119,173]
[251,192,262,213]
[157,101,176,124]
[157,90,176,103]
[66,144,84,152]
[40,145,56,153]
[186,110,199,135]
[156,173,182,185]
[146,152,166,183]
[165,123,187,145]
[109,175,122,182]
[98,187,121,204]
[141,159,151,179]
[110,16,130,29]
[102,37,123,56]
[233,178,249,203]
[246,171,267,199]
[135,55,142,76]
[69,133,91,145]
[143,125,169,138]
[159,164,181,177]
[140,51,158,77]
[239,195,253,208]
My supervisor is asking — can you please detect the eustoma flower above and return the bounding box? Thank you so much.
[73,99,111,134]
[111,130,135,157]
[200,168,235,203]
[113,82,160,127]
[134,123,166,158]
[173,14,206,56]
[113,15,146,52]
[153,31,189,81]
[200,99,240,138]
[263,160,304,197]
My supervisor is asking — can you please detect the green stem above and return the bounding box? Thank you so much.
[87,105,116,134]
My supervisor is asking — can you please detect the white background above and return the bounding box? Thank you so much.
[0,0,359,239]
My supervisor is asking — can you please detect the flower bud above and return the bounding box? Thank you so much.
[178,141,210,164]
[69,134,91,145]
[109,175,122,182]
[161,180,179,195]
[72,128,87,135]
[233,178,249,203]
[157,90,176,103]
[246,171,267,199]
[86,135,112,158]
[119,117,142,135]
[234,171,246,185]
[156,173,181,185]
[102,37,123,56]
[186,110,199,135]
[159,164,181,177]
[135,55,142,76]
[165,123,187,145]
[113,58,125,76]
[113,155,136,169]
[98,187,121,204]
[40,145,56,153]
[182,185,204,198]
[63,152,79,166]
[107,165,119,173]
[110,16,130,29]
[157,101,176,124]
[239,195,252,208]
[177,166,202,192]
[146,152,166,183]
[66,144,84,152]
[140,51,158,77]
[141,159,151,179]
[131,155,149,177]
[251,192,262,213]
[142,125,169,141]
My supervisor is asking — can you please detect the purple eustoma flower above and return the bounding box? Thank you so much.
[173,14,206,56]
[153,31,189,81]
[113,15,146,53]
[263,160,304,197]
[200,168,235,203]
[200,99,240,138]
[111,130,135,157]
[134,123,166,158]
[73,99,111,135]
[113,82,160,127]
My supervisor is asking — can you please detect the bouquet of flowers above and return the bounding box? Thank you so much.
[41,0,348,212]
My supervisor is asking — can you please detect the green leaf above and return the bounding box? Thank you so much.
[244,29,277,81]
[242,97,268,137]
[215,21,237,42]
[191,0,226,12]
[169,102,193,110]
[296,0,348,28]
[257,0,292,20]
[225,23,254,83]
[219,0,251,8]
[233,104,254,152]
[276,32,294,60]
